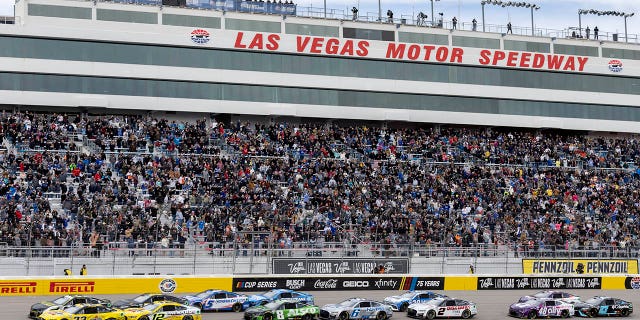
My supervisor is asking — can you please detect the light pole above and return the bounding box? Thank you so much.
[480,0,540,36]
[579,9,635,42]
[430,0,440,26]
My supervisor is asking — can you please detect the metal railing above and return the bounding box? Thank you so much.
[0,242,636,276]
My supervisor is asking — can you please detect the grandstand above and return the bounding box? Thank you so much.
[0,0,638,276]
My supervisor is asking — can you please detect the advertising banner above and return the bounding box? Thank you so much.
[477,276,602,290]
[232,276,444,292]
[272,258,409,274]
[522,259,639,274]
[625,276,640,289]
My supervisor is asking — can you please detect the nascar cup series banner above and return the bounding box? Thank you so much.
[522,259,639,274]
[233,276,444,292]
[272,258,409,274]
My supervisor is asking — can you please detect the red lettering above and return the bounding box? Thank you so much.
[563,57,576,70]
[435,47,448,62]
[532,54,545,68]
[547,54,565,70]
[310,38,323,53]
[0,288,7,293]
[356,41,369,57]
[450,47,463,63]
[339,40,354,56]
[519,52,531,68]
[492,51,506,65]
[234,32,247,49]
[478,50,491,65]
[407,45,420,60]
[422,45,436,60]
[577,57,588,71]
[386,43,406,59]
[296,36,311,52]
[326,38,340,54]
[506,51,518,67]
[248,34,264,49]
[266,34,280,51]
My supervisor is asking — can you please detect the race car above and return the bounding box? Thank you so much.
[37,303,125,320]
[112,293,188,309]
[407,297,477,319]
[383,291,447,312]
[29,295,111,319]
[518,291,580,304]
[248,289,315,307]
[124,301,202,320]
[183,289,250,311]
[244,300,320,320]
[573,296,633,317]
[509,298,574,318]
[320,298,393,320]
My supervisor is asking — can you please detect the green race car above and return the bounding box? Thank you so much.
[244,300,320,320]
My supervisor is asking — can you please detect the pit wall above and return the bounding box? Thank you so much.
[0,275,638,297]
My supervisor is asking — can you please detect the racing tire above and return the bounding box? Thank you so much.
[527,311,537,319]
[183,316,194,320]
[589,308,598,318]
[139,317,150,320]
[233,303,243,312]
[264,313,274,320]
[561,310,569,318]
[462,309,471,319]
[621,308,630,317]
[376,312,387,320]
[425,310,436,320]
[339,312,349,320]
[400,303,409,312]
[302,313,313,320]
[194,303,203,310]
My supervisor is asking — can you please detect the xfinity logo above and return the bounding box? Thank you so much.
[342,280,369,288]
[314,279,338,289]
[375,279,397,289]
[288,262,306,274]
[286,279,306,290]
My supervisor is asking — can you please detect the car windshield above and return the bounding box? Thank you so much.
[134,295,151,303]
[263,290,279,298]
[143,304,159,311]
[585,298,602,305]
[533,292,550,298]
[400,292,415,298]
[196,291,214,299]
[426,299,443,306]
[52,296,71,305]
[338,300,358,307]
[64,306,81,314]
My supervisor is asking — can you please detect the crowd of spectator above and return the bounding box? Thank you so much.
[0,111,638,258]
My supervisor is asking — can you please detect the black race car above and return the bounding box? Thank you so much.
[29,295,111,319]
[112,293,188,309]
[574,296,633,317]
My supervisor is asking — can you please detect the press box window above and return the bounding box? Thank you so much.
[343,28,395,41]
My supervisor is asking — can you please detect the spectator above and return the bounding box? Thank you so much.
[594,26,599,39]
[80,264,87,276]
[507,22,512,34]
[387,10,393,23]
[586,26,590,39]
[472,18,477,31]
[452,17,457,29]
[352,7,358,21]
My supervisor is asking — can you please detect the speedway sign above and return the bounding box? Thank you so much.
[523,259,639,274]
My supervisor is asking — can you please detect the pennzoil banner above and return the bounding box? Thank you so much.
[523,259,639,274]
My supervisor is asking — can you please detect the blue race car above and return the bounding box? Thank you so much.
[247,289,314,307]
[383,291,447,312]
[573,296,633,317]
[183,289,250,312]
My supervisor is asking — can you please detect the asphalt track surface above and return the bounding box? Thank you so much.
[6,290,640,319]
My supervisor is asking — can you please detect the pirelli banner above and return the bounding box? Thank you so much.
[233,276,444,292]
[0,276,232,296]
[272,258,409,274]
[477,276,602,290]
[523,259,639,274]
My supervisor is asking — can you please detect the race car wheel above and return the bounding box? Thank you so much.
[400,303,409,312]
[183,316,194,320]
[621,308,630,317]
[194,303,203,310]
[339,312,349,320]
[233,303,243,312]
[462,309,471,319]
[527,311,537,319]
[589,308,598,317]
[561,310,569,318]
[376,312,387,320]
[264,313,274,320]
[302,313,313,320]
[425,310,436,320]
[139,316,150,320]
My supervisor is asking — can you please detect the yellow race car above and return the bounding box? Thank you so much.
[124,301,202,320]
[38,303,126,320]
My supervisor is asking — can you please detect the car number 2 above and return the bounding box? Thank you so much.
[437,307,446,316]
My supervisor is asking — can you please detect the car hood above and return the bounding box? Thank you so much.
[31,302,55,311]
[113,299,137,307]
[184,295,201,302]
[510,302,534,310]
[321,304,343,312]
[384,296,404,302]
[246,305,272,313]
[518,296,535,303]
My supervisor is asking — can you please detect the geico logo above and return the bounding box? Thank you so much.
[257,281,278,288]
[342,281,369,288]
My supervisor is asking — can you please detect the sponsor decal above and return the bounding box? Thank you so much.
[608,59,623,72]
[625,276,640,289]
[313,279,338,289]
[342,280,369,288]
[285,279,305,290]
[235,281,278,289]
[477,277,602,290]
[0,281,37,294]
[233,277,402,291]
[49,281,95,293]
[401,277,445,290]
[522,259,638,274]
[159,278,177,293]
[190,29,210,45]
[374,278,397,289]
[273,258,409,274]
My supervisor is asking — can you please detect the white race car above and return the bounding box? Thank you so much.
[407,298,477,319]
